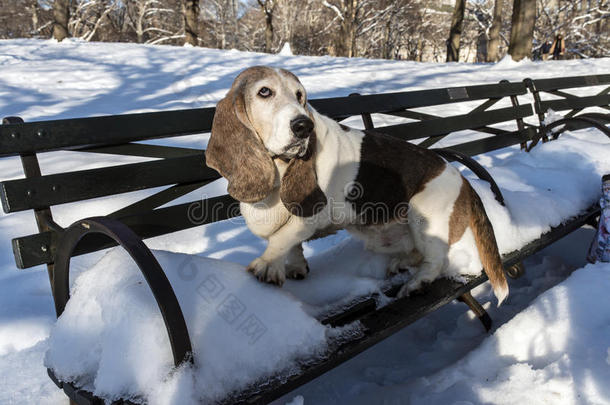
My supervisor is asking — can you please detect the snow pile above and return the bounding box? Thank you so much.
[279,42,293,55]
[45,250,329,404]
[403,262,610,405]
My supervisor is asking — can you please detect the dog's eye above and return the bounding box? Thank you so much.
[296,90,303,102]
[258,87,273,98]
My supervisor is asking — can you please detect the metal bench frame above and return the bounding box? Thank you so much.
[524,74,610,150]
[0,77,604,405]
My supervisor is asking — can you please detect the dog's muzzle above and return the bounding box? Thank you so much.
[290,115,314,139]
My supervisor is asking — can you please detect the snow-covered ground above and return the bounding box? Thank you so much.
[0,39,609,404]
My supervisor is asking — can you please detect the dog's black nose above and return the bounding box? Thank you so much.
[290,115,314,139]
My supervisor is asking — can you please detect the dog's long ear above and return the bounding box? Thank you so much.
[206,84,276,203]
[280,131,327,217]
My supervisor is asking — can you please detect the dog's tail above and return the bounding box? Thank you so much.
[467,181,509,306]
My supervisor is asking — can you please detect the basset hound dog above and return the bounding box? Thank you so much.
[206,66,509,304]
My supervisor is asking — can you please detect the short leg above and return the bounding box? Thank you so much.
[386,249,424,277]
[397,203,452,297]
[397,256,446,297]
[458,291,492,332]
[247,217,315,286]
[285,244,310,280]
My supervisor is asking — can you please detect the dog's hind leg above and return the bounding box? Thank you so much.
[397,210,450,297]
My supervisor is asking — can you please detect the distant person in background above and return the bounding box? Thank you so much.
[549,34,566,60]
[541,40,552,60]
[587,174,610,263]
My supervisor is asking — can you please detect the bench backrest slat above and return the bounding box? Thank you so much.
[1,154,218,213]
[528,74,610,92]
[374,104,532,140]
[448,128,534,156]
[310,82,527,117]
[12,194,238,269]
[537,94,610,114]
[0,108,215,157]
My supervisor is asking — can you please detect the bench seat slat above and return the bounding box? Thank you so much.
[11,195,238,269]
[538,94,610,113]
[310,82,527,117]
[0,153,218,213]
[0,108,215,157]
[374,104,532,140]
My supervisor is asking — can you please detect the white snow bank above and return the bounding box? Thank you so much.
[45,249,331,404]
[403,262,610,405]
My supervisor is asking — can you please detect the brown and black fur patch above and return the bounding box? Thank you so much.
[347,130,445,224]
[449,177,509,303]
[448,178,470,245]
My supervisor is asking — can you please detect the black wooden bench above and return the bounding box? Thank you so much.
[524,74,610,149]
[0,77,604,405]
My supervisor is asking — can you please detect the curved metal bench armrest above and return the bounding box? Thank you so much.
[546,116,610,139]
[575,112,610,124]
[53,216,193,367]
[432,148,505,206]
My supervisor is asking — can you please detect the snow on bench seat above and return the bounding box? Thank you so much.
[45,128,610,404]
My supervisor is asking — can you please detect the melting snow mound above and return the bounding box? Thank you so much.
[44,249,329,404]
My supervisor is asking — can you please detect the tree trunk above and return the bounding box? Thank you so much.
[508,0,536,61]
[30,2,39,32]
[258,0,275,53]
[264,12,273,52]
[52,0,70,42]
[487,0,503,62]
[333,0,357,57]
[184,0,200,46]
[446,0,465,62]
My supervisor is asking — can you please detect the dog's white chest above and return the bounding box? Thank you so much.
[240,191,291,239]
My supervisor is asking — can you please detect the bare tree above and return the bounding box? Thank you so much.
[0,0,605,60]
[201,0,239,49]
[508,0,536,60]
[447,0,466,61]
[323,0,359,57]
[70,0,118,42]
[184,0,199,45]
[487,0,504,61]
[53,0,71,41]
[257,0,276,52]
[124,0,181,45]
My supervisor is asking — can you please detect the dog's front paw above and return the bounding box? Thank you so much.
[247,257,286,287]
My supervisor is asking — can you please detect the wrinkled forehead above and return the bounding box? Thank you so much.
[233,66,303,92]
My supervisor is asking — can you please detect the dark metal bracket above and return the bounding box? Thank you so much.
[457,291,492,331]
[52,216,193,367]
